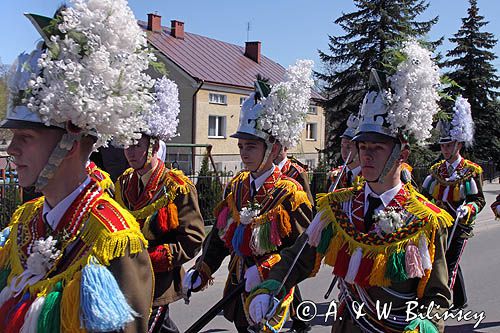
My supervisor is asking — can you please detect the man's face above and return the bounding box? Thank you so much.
[440,141,461,160]
[7,128,64,187]
[124,135,150,170]
[238,139,266,171]
[358,140,395,182]
[340,138,356,163]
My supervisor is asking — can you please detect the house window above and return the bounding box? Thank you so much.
[208,115,226,138]
[306,159,316,169]
[308,106,317,115]
[240,96,248,106]
[306,123,317,141]
[209,93,227,105]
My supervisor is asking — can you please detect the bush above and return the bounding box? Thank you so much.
[195,155,223,226]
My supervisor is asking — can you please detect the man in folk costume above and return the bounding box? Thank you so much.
[115,77,205,333]
[247,41,454,333]
[327,114,362,192]
[274,146,313,205]
[492,195,500,219]
[86,159,115,195]
[0,0,156,331]
[421,96,485,311]
[182,60,314,333]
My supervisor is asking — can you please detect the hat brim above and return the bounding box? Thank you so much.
[0,119,58,130]
[352,131,398,143]
[230,132,264,141]
[438,137,454,145]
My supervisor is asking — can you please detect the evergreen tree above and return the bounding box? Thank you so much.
[317,0,439,162]
[443,0,500,165]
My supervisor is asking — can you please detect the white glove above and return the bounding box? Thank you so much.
[249,294,271,324]
[182,269,202,291]
[244,265,262,292]
[456,205,469,219]
[496,206,500,215]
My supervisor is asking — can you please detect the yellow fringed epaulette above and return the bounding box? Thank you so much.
[430,160,445,173]
[83,194,148,265]
[405,184,454,229]
[315,182,361,208]
[163,169,193,196]
[463,159,483,175]
[275,178,312,210]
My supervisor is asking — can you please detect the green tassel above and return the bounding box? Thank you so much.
[385,251,408,282]
[252,279,286,299]
[317,224,334,255]
[259,223,277,252]
[404,318,439,333]
[465,179,471,196]
[37,281,63,333]
[0,267,11,290]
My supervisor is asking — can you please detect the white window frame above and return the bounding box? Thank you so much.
[208,115,226,138]
[306,122,317,141]
[209,93,227,105]
[306,159,316,169]
[240,96,248,106]
[308,106,318,115]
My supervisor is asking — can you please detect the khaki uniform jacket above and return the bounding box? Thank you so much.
[116,163,205,306]
[199,167,312,327]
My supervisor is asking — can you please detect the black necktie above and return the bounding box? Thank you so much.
[346,170,353,186]
[365,195,383,232]
[250,180,257,199]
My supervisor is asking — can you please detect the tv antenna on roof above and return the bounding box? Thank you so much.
[246,22,251,42]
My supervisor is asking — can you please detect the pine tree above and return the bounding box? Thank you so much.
[317,0,439,162]
[443,0,500,165]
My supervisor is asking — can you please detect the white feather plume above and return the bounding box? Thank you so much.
[450,96,474,146]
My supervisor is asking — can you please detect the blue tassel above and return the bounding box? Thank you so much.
[80,260,137,332]
[0,227,11,247]
[231,224,246,257]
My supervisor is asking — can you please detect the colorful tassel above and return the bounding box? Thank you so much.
[354,257,374,287]
[459,184,465,199]
[216,206,230,230]
[20,296,46,333]
[0,267,10,290]
[422,176,432,191]
[155,207,168,233]
[418,234,432,271]
[37,281,63,333]
[442,185,450,202]
[61,271,85,333]
[0,227,10,247]
[386,251,408,282]
[324,235,342,267]
[405,243,424,278]
[0,296,20,330]
[80,261,137,332]
[404,318,438,333]
[453,185,460,202]
[269,218,282,246]
[344,248,363,284]
[306,211,326,247]
[317,224,334,255]
[469,178,478,195]
[465,180,471,195]
[368,253,391,287]
[332,245,350,278]
[148,245,173,272]
[0,284,14,309]
[431,182,439,200]
[222,221,237,250]
[6,292,33,333]
[277,208,291,237]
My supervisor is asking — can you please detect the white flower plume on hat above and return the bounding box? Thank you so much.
[143,77,180,141]
[257,59,314,148]
[450,96,474,146]
[27,0,155,147]
[386,40,441,142]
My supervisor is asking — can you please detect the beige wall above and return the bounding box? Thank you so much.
[194,87,325,172]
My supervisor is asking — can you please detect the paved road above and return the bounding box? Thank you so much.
[171,182,500,332]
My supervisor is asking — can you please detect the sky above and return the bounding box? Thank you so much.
[1,0,499,73]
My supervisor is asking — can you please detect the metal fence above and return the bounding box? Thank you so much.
[0,157,22,229]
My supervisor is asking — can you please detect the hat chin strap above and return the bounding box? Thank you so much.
[374,143,402,184]
[34,132,83,192]
[446,141,460,162]
[252,141,273,174]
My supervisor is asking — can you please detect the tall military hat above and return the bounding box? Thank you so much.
[341,114,360,139]
[437,96,474,147]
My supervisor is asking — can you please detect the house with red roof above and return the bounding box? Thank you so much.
[141,13,326,174]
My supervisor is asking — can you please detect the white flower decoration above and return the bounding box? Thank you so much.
[373,209,404,235]
[240,205,261,225]
[26,236,61,276]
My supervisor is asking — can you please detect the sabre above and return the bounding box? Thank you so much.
[447,201,466,251]
[329,151,352,192]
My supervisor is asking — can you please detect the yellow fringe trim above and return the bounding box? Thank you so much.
[0,240,11,268]
[310,253,323,277]
[61,271,85,332]
[275,178,312,210]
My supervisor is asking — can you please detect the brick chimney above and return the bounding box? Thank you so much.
[147,13,162,32]
[245,41,261,64]
[171,20,185,39]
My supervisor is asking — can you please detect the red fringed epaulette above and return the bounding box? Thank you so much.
[91,199,132,232]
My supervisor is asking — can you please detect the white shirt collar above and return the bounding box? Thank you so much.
[364,181,403,213]
[42,176,92,230]
[446,155,462,172]
[250,165,276,193]
[346,165,361,177]
[277,157,288,171]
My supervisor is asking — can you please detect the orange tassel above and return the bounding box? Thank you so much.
[277,207,291,238]
[167,202,179,230]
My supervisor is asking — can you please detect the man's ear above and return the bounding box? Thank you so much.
[64,140,81,160]
[152,139,160,155]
